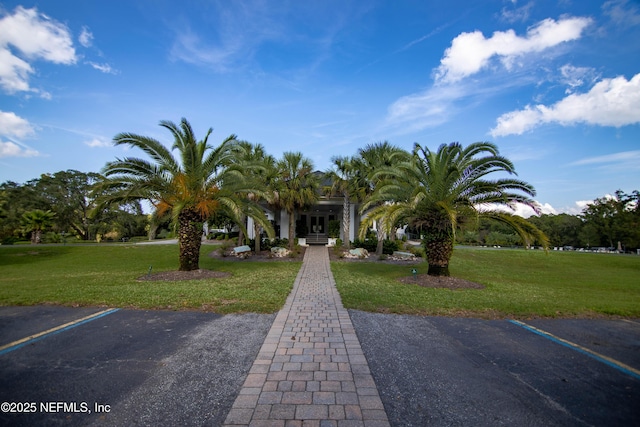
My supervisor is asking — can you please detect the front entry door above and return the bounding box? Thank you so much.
[311,216,325,235]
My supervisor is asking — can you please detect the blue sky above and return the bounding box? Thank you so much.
[0,0,639,215]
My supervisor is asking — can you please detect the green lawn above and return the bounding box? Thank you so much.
[331,247,640,318]
[0,244,300,314]
[2,245,639,318]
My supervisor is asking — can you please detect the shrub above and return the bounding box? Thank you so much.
[44,232,63,244]
[383,239,400,254]
[328,220,341,238]
[1,236,17,245]
[270,238,289,248]
[352,238,377,253]
[407,245,425,258]
[351,238,400,255]
[219,240,235,257]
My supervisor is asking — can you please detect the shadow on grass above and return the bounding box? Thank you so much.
[0,246,74,267]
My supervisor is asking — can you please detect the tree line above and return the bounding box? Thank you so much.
[0,170,147,244]
[1,118,637,275]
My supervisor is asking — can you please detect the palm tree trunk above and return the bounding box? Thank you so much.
[422,229,454,276]
[343,194,351,249]
[254,222,261,253]
[237,214,246,246]
[376,230,384,256]
[178,208,202,271]
[288,210,296,251]
[148,223,158,240]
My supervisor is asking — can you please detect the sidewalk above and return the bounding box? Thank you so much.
[223,245,391,427]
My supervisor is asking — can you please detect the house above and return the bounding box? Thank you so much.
[246,171,364,246]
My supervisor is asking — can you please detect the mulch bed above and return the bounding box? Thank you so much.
[398,274,485,290]
[327,249,422,265]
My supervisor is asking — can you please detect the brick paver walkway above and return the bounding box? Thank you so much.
[223,245,390,427]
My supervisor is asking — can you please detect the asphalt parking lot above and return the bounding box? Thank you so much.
[0,306,273,426]
[0,306,638,426]
[351,312,640,427]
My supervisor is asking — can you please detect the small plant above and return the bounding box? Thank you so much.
[408,246,425,258]
[270,237,289,248]
[378,254,388,261]
[328,220,341,238]
[219,240,235,257]
[333,238,344,257]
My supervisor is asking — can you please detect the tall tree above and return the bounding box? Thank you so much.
[35,170,103,240]
[362,142,548,276]
[580,190,640,251]
[99,118,269,271]
[528,213,583,248]
[0,181,43,240]
[276,152,319,250]
[325,156,365,249]
[230,141,277,251]
[357,142,411,255]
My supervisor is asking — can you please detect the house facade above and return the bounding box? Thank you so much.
[247,195,362,245]
[245,171,364,245]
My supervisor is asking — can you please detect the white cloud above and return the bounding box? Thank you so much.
[500,1,534,23]
[575,199,592,211]
[84,138,112,148]
[569,150,640,172]
[603,0,640,27]
[478,201,557,218]
[384,84,465,133]
[0,140,39,158]
[0,6,76,94]
[559,64,597,91]
[79,26,93,47]
[0,110,34,138]
[435,17,592,84]
[86,61,118,74]
[169,2,283,73]
[570,150,640,166]
[491,73,640,136]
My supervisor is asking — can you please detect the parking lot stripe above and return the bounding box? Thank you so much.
[509,320,640,381]
[0,308,120,356]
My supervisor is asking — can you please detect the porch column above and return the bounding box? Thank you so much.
[280,211,290,239]
[247,216,255,239]
[349,203,356,242]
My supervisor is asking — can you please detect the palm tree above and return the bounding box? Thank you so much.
[21,209,55,244]
[325,156,365,249]
[99,118,270,271]
[276,152,319,251]
[363,142,548,276]
[357,142,411,255]
[231,141,277,251]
